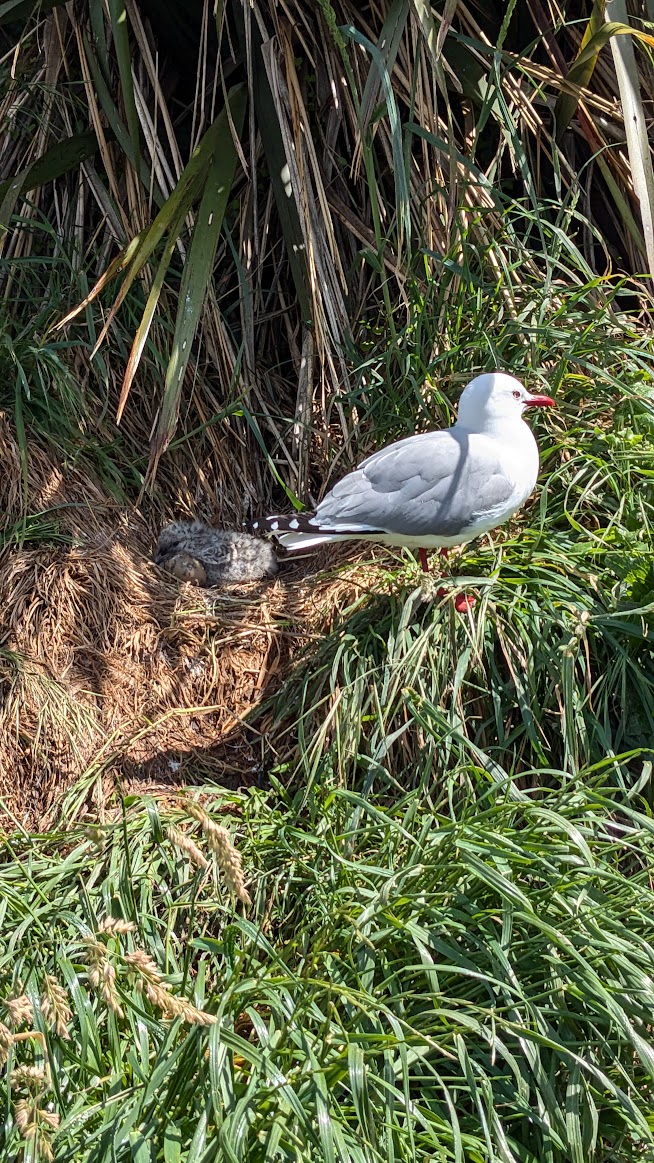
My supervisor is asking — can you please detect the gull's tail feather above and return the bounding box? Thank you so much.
[247,513,384,553]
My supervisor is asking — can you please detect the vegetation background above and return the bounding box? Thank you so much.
[1,0,654,1159]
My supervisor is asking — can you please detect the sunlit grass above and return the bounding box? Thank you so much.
[1,2,654,1160]
[2,779,654,1161]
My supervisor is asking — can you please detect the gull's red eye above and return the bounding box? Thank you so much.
[512,390,521,399]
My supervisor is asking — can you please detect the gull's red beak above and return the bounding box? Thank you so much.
[524,392,555,408]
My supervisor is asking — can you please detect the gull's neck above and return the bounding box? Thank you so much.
[454,413,531,440]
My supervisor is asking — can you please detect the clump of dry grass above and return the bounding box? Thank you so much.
[0,414,383,828]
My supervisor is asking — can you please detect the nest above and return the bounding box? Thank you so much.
[0,415,382,828]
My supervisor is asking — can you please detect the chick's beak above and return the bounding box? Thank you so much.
[524,392,555,408]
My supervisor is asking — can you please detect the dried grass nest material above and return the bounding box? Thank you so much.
[0,417,379,828]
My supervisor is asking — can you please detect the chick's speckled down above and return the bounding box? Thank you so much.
[155,521,278,585]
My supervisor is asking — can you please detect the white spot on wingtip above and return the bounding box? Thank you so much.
[289,518,299,529]
[281,163,292,197]
[271,520,279,531]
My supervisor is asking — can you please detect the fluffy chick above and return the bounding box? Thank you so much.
[154,521,278,585]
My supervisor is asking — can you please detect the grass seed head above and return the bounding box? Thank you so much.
[98,917,137,935]
[14,1097,59,1161]
[82,938,124,1016]
[40,976,71,1039]
[167,824,209,869]
[4,994,33,1028]
[124,949,162,983]
[11,1064,48,1092]
[0,1021,14,1066]
[124,949,216,1025]
[183,801,250,906]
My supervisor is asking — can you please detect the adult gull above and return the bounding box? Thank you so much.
[250,372,554,600]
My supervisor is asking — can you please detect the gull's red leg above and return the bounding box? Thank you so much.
[418,547,429,573]
[437,546,476,611]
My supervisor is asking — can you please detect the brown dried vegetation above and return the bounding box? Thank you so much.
[0,414,383,826]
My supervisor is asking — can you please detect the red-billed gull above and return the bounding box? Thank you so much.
[250,372,554,604]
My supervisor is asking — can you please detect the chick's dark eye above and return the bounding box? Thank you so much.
[512,390,521,399]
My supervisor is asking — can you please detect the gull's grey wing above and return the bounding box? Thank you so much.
[313,430,515,537]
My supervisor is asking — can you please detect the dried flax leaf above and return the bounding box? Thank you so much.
[125,0,184,183]
[116,202,189,422]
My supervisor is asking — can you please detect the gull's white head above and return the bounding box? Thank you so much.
[456,372,555,432]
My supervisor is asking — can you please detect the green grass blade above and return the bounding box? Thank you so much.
[116,202,189,422]
[554,19,654,140]
[0,132,98,211]
[107,0,141,177]
[147,85,247,475]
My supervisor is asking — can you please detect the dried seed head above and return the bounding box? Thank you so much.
[98,917,137,935]
[4,994,33,1029]
[40,977,71,1039]
[11,1065,48,1092]
[167,824,209,869]
[124,949,162,983]
[0,1021,14,1067]
[182,801,250,906]
[206,824,251,907]
[83,936,106,986]
[180,1003,216,1027]
[183,799,209,826]
[14,1098,31,1133]
[14,1097,59,1162]
[82,939,123,1017]
[124,949,216,1026]
[99,962,124,1018]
